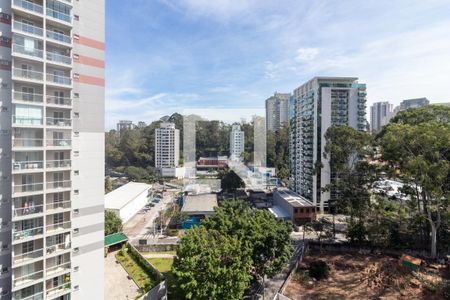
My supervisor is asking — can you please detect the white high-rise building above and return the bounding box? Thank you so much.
[0,0,105,299]
[230,124,244,161]
[289,77,367,212]
[370,101,394,132]
[155,123,180,168]
[265,92,290,132]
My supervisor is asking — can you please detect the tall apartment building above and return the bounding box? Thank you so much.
[289,77,366,212]
[116,120,133,136]
[229,124,244,161]
[370,101,394,132]
[155,123,180,168]
[0,0,105,299]
[265,92,290,132]
[393,97,430,115]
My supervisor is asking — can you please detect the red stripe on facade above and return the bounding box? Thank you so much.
[73,74,105,87]
[74,36,105,50]
[74,55,105,68]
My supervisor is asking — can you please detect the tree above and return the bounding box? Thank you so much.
[378,121,450,258]
[105,210,122,236]
[125,166,149,181]
[172,227,252,300]
[105,177,113,194]
[218,169,245,191]
[305,218,333,251]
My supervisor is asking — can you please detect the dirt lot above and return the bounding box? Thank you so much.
[284,252,448,300]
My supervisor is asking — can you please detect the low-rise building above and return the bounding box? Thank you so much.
[105,182,151,223]
[181,193,218,228]
[197,156,228,170]
[271,188,317,224]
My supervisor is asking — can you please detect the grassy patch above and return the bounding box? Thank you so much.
[116,251,157,290]
[148,258,174,273]
[144,250,177,255]
[147,257,184,300]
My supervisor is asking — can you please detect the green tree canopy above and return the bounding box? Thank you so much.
[218,169,246,191]
[105,210,122,236]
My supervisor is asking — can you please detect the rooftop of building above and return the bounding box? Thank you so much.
[181,193,218,213]
[274,188,315,208]
[104,232,128,247]
[105,182,151,210]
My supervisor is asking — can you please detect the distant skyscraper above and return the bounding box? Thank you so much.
[394,97,430,115]
[0,0,105,299]
[370,101,394,132]
[117,120,134,135]
[230,124,245,161]
[265,92,291,131]
[289,77,367,212]
[155,123,180,168]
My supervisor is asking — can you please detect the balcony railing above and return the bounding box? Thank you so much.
[13,0,44,14]
[13,91,44,103]
[46,241,71,255]
[46,8,71,23]
[13,21,44,36]
[46,281,71,298]
[46,73,71,85]
[13,204,44,218]
[12,227,43,241]
[46,221,71,232]
[46,200,71,211]
[13,138,44,148]
[13,68,44,81]
[46,95,71,106]
[46,160,71,169]
[12,116,43,126]
[13,248,44,264]
[46,261,71,276]
[12,161,44,172]
[46,52,71,65]
[46,117,71,127]
[46,139,71,147]
[13,291,44,300]
[12,44,44,59]
[46,180,71,190]
[13,182,44,193]
[46,30,71,44]
[13,270,44,288]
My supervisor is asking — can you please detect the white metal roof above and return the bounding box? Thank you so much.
[269,206,291,219]
[105,182,151,210]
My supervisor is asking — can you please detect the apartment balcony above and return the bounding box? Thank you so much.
[46,180,71,191]
[12,182,44,195]
[46,200,71,213]
[13,203,44,220]
[12,161,44,173]
[13,248,44,267]
[13,91,44,105]
[12,20,44,37]
[13,270,44,290]
[46,139,71,148]
[46,8,72,24]
[12,116,43,127]
[46,221,71,234]
[12,227,44,243]
[46,262,71,278]
[45,281,71,299]
[46,52,72,66]
[12,285,44,300]
[46,159,71,170]
[12,0,44,16]
[46,30,71,45]
[12,44,44,60]
[12,68,44,82]
[46,95,72,107]
[12,138,44,149]
[46,73,71,86]
[46,241,71,257]
[46,117,72,127]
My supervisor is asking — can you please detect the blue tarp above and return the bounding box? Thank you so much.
[182,216,201,229]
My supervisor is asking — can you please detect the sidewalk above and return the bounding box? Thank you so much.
[104,251,140,299]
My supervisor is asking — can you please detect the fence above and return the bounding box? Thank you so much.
[277,242,308,297]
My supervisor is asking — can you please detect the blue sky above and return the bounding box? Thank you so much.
[105,0,450,129]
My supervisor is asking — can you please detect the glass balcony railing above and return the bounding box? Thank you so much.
[46,180,71,190]
[46,160,71,169]
[46,201,71,212]
[13,68,44,81]
[13,138,44,148]
[13,204,44,218]
[46,73,71,85]
[46,8,71,23]
[46,30,71,44]
[13,270,44,288]
[12,44,44,58]
[46,282,71,298]
[46,117,71,127]
[46,139,71,147]
[46,52,72,65]
[13,0,44,14]
[13,182,44,194]
[13,248,44,265]
[13,91,44,103]
[46,241,71,255]
[12,160,44,171]
[46,221,71,232]
[46,95,71,106]
[46,262,71,276]
[12,116,43,126]
[13,291,44,300]
[12,227,44,241]
[13,21,44,36]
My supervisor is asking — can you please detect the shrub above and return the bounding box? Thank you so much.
[309,260,329,280]
[165,228,179,236]
[441,283,450,299]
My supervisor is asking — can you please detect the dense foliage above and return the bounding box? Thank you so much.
[308,260,329,280]
[105,210,122,236]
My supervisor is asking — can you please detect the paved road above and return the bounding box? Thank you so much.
[104,251,140,300]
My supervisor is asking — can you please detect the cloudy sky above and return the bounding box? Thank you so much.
[105,0,450,129]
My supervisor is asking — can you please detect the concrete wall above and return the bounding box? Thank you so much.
[119,190,148,223]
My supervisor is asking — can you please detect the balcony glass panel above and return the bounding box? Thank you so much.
[14,91,44,103]
[13,182,44,193]
[13,21,44,36]
[13,248,44,264]
[13,138,44,148]
[46,200,71,211]
[46,160,71,168]
[46,52,71,65]
[13,227,43,241]
[13,68,44,81]
[12,161,44,171]
[46,30,71,44]
[12,44,43,58]
[46,8,71,23]
[46,117,71,127]
[46,180,71,190]
[46,95,71,106]
[13,203,44,218]
[46,139,71,147]
[13,270,44,288]
[13,0,44,14]
[46,220,71,232]
[46,241,71,255]
[46,73,71,85]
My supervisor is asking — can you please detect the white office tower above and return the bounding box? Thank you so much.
[370,101,394,132]
[230,124,244,161]
[265,92,290,132]
[155,122,180,168]
[289,77,367,213]
[0,0,105,299]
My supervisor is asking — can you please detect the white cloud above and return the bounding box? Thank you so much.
[295,48,320,62]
